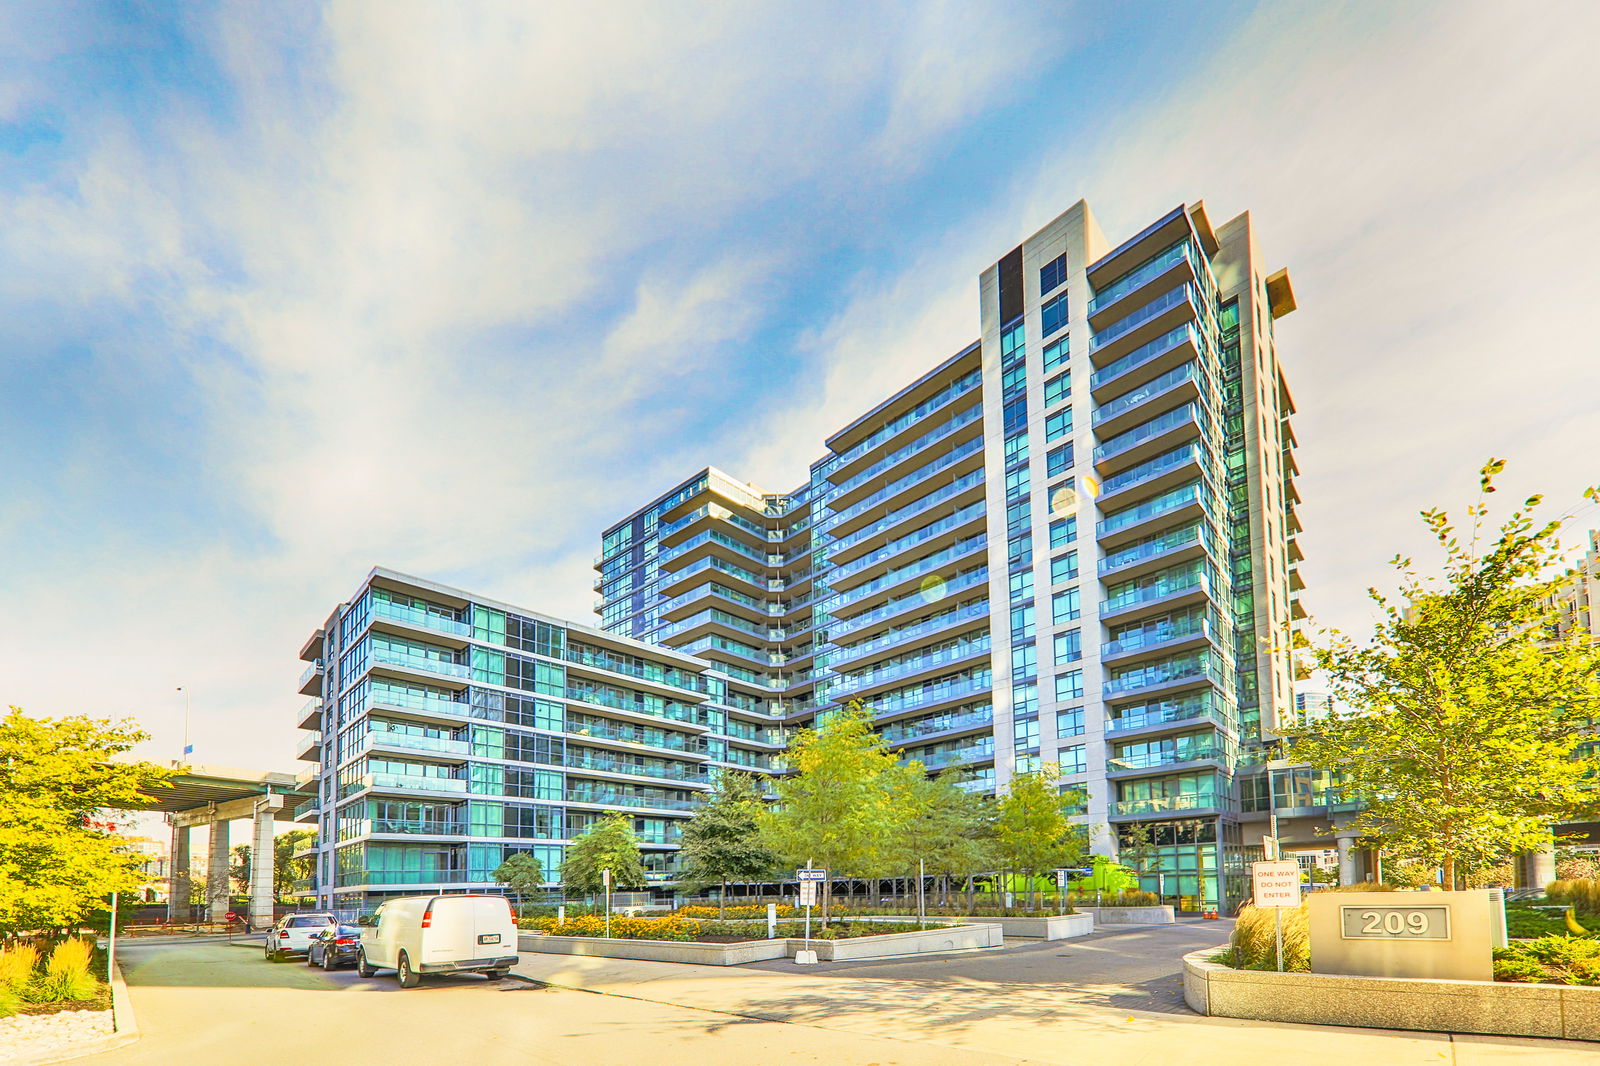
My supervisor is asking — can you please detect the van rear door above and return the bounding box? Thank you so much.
[422,897,478,967]
[473,896,514,958]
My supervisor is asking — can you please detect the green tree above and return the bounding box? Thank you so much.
[760,701,918,917]
[992,764,1086,911]
[561,813,647,895]
[1290,461,1600,889]
[1114,820,1162,879]
[893,769,992,909]
[678,770,778,917]
[230,828,316,901]
[0,707,177,935]
[492,851,545,911]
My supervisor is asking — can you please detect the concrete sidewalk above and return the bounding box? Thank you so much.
[513,926,1596,1065]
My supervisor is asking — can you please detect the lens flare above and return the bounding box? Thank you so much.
[919,574,947,603]
[1050,485,1078,519]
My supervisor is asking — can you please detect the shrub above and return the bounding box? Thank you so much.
[675,905,797,920]
[0,943,39,994]
[1494,956,1549,983]
[1223,904,1310,972]
[1523,934,1600,967]
[1504,903,1569,939]
[1548,879,1600,916]
[34,938,97,1003]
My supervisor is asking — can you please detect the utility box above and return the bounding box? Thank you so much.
[1308,891,1494,982]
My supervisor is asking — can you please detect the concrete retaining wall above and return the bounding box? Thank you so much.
[1079,905,1175,925]
[519,922,1004,965]
[1182,950,1600,1041]
[989,914,1095,940]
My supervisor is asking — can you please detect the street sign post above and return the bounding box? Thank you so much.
[603,868,612,939]
[1252,859,1302,972]
[796,867,825,964]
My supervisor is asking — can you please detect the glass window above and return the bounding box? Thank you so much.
[1050,552,1078,585]
[1005,466,1030,502]
[1045,408,1073,442]
[1047,442,1074,478]
[1004,431,1029,468]
[1041,293,1069,337]
[1053,628,1081,664]
[1006,500,1031,535]
[1049,516,1077,549]
[1058,744,1086,774]
[1002,361,1027,396]
[1011,644,1036,683]
[1003,397,1027,433]
[1055,670,1084,701]
[1014,716,1041,749]
[1056,707,1084,737]
[1039,254,1067,296]
[1052,588,1080,624]
[1043,337,1069,375]
[1001,322,1026,358]
[1009,569,1034,604]
[1010,603,1035,642]
[1044,371,1070,409]
[1013,682,1038,718]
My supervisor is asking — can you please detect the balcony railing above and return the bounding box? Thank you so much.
[834,637,992,696]
[1090,284,1195,352]
[1107,744,1228,772]
[1093,405,1201,465]
[371,646,470,679]
[817,370,982,476]
[1102,614,1214,658]
[1102,565,1209,615]
[1089,239,1194,313]
[368,818,461,836]
[911,741,997,770]
[367,730,470,756]
[829,502,987,584]
[565,788,703,812]
[1099,443,1205,500]
[866,673,993,717]
[565,685,711,726]
[819,533,987,611]
[366,772,468,794]
[1107,697,1232,734]
[1092,364,1203,429]
[827,453,985,531]
[1098,482,1208,540]
[565,751,711,784]
[827,419,985,508]
[298,659,324,689]
[828,568,990,639]
[1110,793,1223,817]
[880,708,994,747]
[372,598,470,637]
[1104,657,1229,697]
[569,716,710,753]
[829,601,990,669]
[659,528,768,571]
[1098,522,1209,575]
[1089,324,1198,392]
[368,684,472,719]
[563,642,709,694]
[293,797,320,820]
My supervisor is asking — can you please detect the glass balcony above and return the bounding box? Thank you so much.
[368,684,472,719]
[657,581,765,617]
[1090,284,1195,353]
[664,554,763,590]
[565,787,702,812]
[1089,324,1202,395]
[659,528,768,570]
[721,749,781,771]
[1093,405,1200,465]
[1099,443,1205,500]
[834,637,992,696]
[1098,523,1209,575]
[880,707,994,747]
[366,772,468,794]
[1110,793,1222,817]
[829,601,990,668]
[367,730,470,756]
[911,740,997,770]
[563,642,710,694]
[656,608,768,643]
[372,598,470,637]
[565,752,711,783]
[1104,656,1230,698]
[341,869,471,887]
[1089,240,1194,314]
[371,646,470,679]
[828,418,984,504]
[1107,744,1228,772]
[368,818,462,836]
[828,568,990,640]
[828,501,986,584]
[819,534,987,611]
[1098,481,1209,541]
[298,659,324,691]
[293,797,320,820]
[569,716,710,753]
[721,719,783,744]
[866,673,993,716]
[1107,695,1232,734]
[564,685,711,726]
[1102,564,1210,615]
[659,503,766,542]
[818,370,982,476]
[1102,613,1214,658]
[827,449,985,531]
[1093,364,1204,429]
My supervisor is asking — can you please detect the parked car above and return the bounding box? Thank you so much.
[306,924,363,970]
[265,912,337,961]
[356,895,518,988]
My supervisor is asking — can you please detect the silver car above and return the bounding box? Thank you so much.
[265,913,337,961]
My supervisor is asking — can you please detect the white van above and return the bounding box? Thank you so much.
[356,894,519,988]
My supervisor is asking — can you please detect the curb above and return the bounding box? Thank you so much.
[7,960,140,1066]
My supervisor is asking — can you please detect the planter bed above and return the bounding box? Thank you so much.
[986,913,1095,940]
[519,922,1002,966]
[1182,949,1600,1041]
[1078,905,1175,925]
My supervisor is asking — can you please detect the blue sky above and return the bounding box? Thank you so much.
[3,0,1598,771]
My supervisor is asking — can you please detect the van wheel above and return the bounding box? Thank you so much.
[356,949,376,978]
[486,969,508,980]
[397,951,420,989]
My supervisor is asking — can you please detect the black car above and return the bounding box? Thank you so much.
[306,924,363,971]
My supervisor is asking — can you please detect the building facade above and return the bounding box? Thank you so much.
[294,568,785,914]
[595,199,1303,910]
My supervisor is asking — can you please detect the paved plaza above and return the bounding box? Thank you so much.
[77,922,1598,1065]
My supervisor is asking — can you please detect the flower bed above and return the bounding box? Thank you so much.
[519,914,951,943]
[674,904,798,920]
[519,920,1002,965]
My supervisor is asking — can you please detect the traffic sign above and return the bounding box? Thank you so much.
[1252,859,1301,908]
[797,868,827,882]
[799,882,818,907]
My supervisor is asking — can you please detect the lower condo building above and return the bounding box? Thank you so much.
[298,196,1307,913]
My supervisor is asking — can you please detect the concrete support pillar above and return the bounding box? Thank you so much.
[250,801,277,931]
[207,819,231,921]
[169,821,192,920]
[1515,839,1557,892]
[1336,834,1358,886]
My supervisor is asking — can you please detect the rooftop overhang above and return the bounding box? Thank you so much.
[129,763,315,816]
[1265,268,1297,318]
[1188,201,1221,256]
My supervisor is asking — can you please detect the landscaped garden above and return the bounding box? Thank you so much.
[518,913,958,942]
[0,937,108,1017]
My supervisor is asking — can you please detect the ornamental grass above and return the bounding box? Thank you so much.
[1548,879,1600,916]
